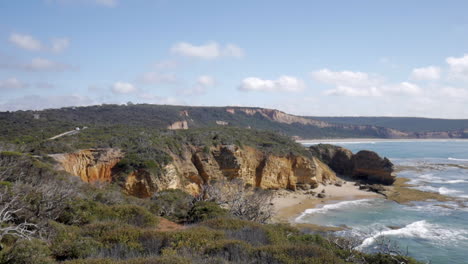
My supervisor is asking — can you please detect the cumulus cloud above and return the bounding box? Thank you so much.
[179,75,216,96]
[440,87,468,98]
[238,76,306,92]
[311,68,381,87]
[24,58,73,71]
[197,75,216,87]
[51,38,70,53]
[446,54,468,80]
[9,33,70,53]
[410,66,441,80]
[314,69,421,97]
[171,42,244,59]
[0,94,94,111]
[111,82,137,94]
[137,93,185,105]
[0,77,29,89]
[9,33,42,51]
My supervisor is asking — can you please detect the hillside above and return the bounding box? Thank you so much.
[310,116,468,133]
[1,104,466,143]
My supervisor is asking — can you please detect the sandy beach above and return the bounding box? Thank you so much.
[272,181,382,228]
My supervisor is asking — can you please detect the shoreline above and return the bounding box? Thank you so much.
[272,180,382,229]
[271,177,460,231]
[297,138,468,144]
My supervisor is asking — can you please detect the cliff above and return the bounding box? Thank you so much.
[50,148,123,183]
[309,144,396,185]
[51,145,337,198]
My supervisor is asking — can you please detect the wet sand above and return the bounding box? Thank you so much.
[272,181,382,225]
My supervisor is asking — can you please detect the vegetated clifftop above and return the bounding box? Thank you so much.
[2,104,467,144]
[51,144,337,198]
[309,144,396,185]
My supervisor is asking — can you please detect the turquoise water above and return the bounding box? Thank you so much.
[300,140,468,264]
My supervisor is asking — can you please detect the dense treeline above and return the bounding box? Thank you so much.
[0,104,405,143]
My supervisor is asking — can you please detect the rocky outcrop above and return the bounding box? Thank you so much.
[50,148,123,183]
[167,120,189,130]
[51,145,337,198]
[309,144,396,185]
[352,151,395,185]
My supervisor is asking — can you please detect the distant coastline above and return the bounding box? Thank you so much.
[297,138,468,144]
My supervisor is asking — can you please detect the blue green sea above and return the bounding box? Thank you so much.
[300,140,468,264]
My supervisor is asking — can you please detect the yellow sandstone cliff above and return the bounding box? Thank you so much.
[51,145,337,198]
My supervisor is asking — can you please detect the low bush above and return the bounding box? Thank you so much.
[187,201,228,223]
[0,239,54,264]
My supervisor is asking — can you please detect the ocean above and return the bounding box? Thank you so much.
[299,140,468,264]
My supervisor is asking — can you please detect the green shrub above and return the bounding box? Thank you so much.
[150,189,193,222]
[165,227,225,252]
[187,201,228,223]
[199,218,262,230]
[49,222,101,260]
[0,239,54,264]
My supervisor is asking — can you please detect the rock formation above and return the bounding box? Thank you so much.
[51,145,337,198]
[50,148,123,183]
[309,144,396,185]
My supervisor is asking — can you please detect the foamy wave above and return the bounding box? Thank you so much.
[358,220,468,249]
[295,199,374,222]
[448,157,468,162]
[412,186,462,195]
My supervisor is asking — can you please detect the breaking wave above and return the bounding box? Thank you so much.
[448,157,468,162]
[358,220,468,249]
[295,199,374,222]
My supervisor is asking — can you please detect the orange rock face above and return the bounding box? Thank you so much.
[51,145,337,198]
[50,148,123,183]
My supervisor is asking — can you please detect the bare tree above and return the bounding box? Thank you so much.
[0,191,36,242]
[200,178,274,223]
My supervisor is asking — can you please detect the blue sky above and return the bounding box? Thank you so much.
[1,0,468,117]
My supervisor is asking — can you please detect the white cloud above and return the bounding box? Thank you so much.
[0,94,94,111]
[51,38,70,53]
[446,54,468,80]
[137,93,185,105]
[222,44,245,58]
[111,82,137,94]
[140,72,178,84]
[324,86,382,97]
[315,69,421,97]
[9,33,70,53]
[0,77,29,89]
[197,75,216,87]
[440,87,468,98]
[311,68,381,87]
[238,76,306,92]
[179,75,216,96]
[170,42,244,59]
[9,33,42,51]
[24,57,73,71]
[410,66,441,80]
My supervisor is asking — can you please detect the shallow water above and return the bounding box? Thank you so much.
[300,140,468,264]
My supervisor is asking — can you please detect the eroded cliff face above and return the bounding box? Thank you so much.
[309,144,396,185]
[51,145,337,198]
[50,148,123,183]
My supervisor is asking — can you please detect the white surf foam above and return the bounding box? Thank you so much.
[358,220,468,249]
[295,199,374,222]
[448,157,468,162]
[412,186,462,196]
